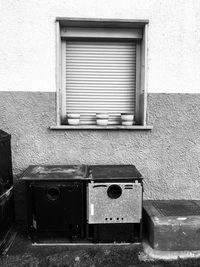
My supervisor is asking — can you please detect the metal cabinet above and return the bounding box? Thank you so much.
[0,130,14,253]
[0,130,13,195]
[21,165,143,243]
[21,165,88,242]
[87,165,143,243]
[28,181,86,239]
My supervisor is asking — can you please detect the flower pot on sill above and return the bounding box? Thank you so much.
[121,113,134,126]
[68,118,80,125]
[121,113,134,121]
[67,113,80,125]
[67,113,80,119]
[121,120,133,126]
[96,113,109,119]
[96,119,109,126]
[96,113,109,126]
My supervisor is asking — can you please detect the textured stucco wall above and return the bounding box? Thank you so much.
[1,92,200,201]
[1,1,200,222]
[0,0,200,93]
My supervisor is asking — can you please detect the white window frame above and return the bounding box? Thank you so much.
[51,18,152,130]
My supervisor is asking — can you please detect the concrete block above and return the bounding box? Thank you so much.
[143,200,200,251]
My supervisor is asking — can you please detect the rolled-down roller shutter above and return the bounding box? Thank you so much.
[62,41,137,125]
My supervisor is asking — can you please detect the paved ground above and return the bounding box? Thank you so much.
[1,230,200,267]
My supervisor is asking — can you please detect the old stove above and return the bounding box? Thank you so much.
[87,165,143,242]
[20,165,143,243]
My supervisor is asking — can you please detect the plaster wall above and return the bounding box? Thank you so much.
[0,0,200,93]
[1,92,200,201]
[1,1,200,221]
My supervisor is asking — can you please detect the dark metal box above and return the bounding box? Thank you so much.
[20,165,88,242]
[0,130,13,195]
[91,223,141,243]
[28,181,86,240]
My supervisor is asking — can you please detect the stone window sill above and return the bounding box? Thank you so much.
[50,125,153,130]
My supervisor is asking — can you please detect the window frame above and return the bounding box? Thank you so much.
[51,18,152,130]
[61,38,141,125]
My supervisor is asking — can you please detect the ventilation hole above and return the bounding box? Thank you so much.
[121,218,124,220]
[105,218,108,220]
[110,218,112,220]
[47,187,60,201]
[117,218,119,220]
[107,184,122,199]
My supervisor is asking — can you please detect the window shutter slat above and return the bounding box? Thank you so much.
[65,41,136,125]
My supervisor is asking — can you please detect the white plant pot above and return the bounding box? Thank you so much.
[68,118,80,125]
[96,113,109,119]
[121,120,133,126]
[121,113,134,121]
[96,119,108,126]
[67,113,80,119]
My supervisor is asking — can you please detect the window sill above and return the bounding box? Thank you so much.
[50,125,153,130]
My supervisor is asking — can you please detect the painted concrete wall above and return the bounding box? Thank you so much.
[1,91,200,200]
[0,91,196,222]
[0,0,200,93]
[1,0,200,220]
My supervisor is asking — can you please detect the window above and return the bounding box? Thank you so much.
[52,18,151,130]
